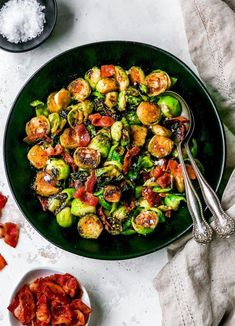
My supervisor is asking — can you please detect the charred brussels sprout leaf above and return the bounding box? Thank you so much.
[129,66,145,84]
[88,134,111,158]
[71,198,96,217]
[111,121,123,142]
[46,159,70,180]
[164,194,186,210]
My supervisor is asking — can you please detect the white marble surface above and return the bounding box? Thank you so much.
[0,0,196,325]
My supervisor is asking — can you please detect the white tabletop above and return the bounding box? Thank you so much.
[0,0,196,325]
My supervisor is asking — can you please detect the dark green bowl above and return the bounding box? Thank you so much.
[4,41,225,260]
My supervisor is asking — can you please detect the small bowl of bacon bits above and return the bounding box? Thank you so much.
[8,268,92,326]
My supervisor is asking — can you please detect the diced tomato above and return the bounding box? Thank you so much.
[167,159,196,180]
[88,113,115,127]
[123,147,140,175]
[98,207,111,232]
[142,187,161,207]
[45,144,64,156]
[156,173,171,188]
[0,192,7,209]
[85,171,97,193]
[74,187,98,206]
[74,124,91,146]
[100,65,115,78]
[0,222,19,248]
[0,254,7,270]
[151,166,164,179]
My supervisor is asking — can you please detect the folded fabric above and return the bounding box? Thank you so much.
[154,1,235,325]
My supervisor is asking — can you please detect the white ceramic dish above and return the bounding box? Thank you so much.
[8,267,91,325]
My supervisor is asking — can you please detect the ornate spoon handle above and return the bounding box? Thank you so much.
[184,143,235,238]
[177,144,213,243]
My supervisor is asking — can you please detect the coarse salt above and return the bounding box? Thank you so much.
[0,0,46,44]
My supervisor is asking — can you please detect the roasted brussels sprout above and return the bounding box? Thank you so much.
[111,121,123,142]
[34,171,59,197]
[88,134,111,158]
[47,88,71,113]
[120,127,130,146]
[68,78,91,101]
[48,188,75,213]
[148,135,174,158]
[71,198,96,217]
[84,66,101,89]
[56,207,75,227]
[104,91,118,108]
[60,128,80,149]
[25,115,50,136]
[27,144,49,169]
[67,105,84,128]
[118,91,127,111]
[74,147,101,169]
[46,158,70,180]
[31,100,49,117]
[112,206,128,221]
[130,125,147,147]
[48,113,60,134]
[115,66,129,91]
[96,78,119,94]
[96,165,121,180]
[77,214,103,239]
[164,194,186,210]
[132,209,159,235]
[126,111,141,125]
[129,66,145,84]
[158,95,182,118]
[145,70,171,96]
[103,185,121,202]
[136,102,161,125]
[151,124,172,137]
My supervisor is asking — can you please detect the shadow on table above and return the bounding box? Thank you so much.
[88,291,104,326]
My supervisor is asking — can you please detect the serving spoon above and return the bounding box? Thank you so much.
[166,91,235,240]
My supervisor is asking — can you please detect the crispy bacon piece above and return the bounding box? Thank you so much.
[71,309,86,326]
[23,133,51,144]
[156,173,171,188]
[45,144,64,156]
[98,207,112,232]
[62,151,77,172]
[0,222,19,248]
[142,187,161,207]
[74,187,99,207]
[151,166,164,179]
[8,284,35,325]
[51,304,73,325]
[48,273,82,299]
[74,124,91,147]
[37,196,48,212]
[88,113,115,127]
[123,146,140,175]
[36,295,51,323]
[0,254,7,270]
[85,171,97,194]
[70,299,92,320]
[0,192,7,210]
[100,65,115,78]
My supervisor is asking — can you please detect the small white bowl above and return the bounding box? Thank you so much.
[8,267,91,326]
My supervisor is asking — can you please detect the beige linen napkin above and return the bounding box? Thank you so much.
[154,1,235,325]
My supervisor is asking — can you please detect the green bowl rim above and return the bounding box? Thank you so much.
[3,41,226,260]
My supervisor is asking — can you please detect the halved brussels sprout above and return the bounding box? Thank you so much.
[148,135,174,158]
[96,78,119,94]
[145,70,171,96]
[112,206,128,221]
[118,91,127,111]
[95,165,121,180]
[71,199,96,217]
[164,194,186,210]
[151,124,172,137]
[27,144,49,169]
[111,121,123,142]
[46,158,70,180]
[25,115,50,136]
[115,66,129,91]
[103,185,121,203]
[129,66,145,84]
[67,105,84,128]
[47,89,71,113]
[88,134,110,158]
[77,214,103,239]
[130,125,147,147]
[60,128,80,149]
[56,207,75,227]
[68,78,91,101]
[136,102,161,125]
[34,171,59,197]
[48,188,75,214]
[132,209,159,235]
[84,66,101,89]
[74,147,101,169]
[158,95,181,118]
[104,91,118,108]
